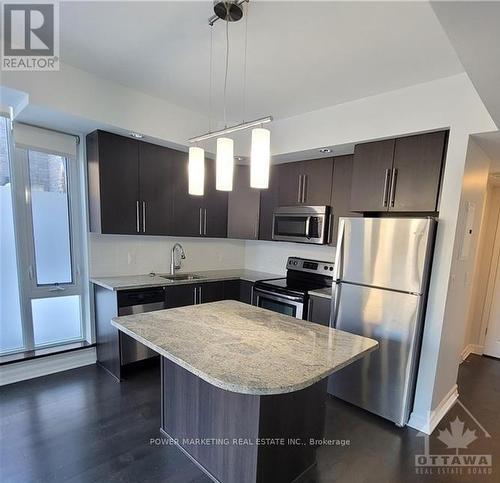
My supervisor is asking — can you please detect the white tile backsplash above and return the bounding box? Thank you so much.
[89,234,336,278]
[244,240,335,275]
[89,234,246,277]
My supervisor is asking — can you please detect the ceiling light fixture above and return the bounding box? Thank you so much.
[188,0,272,192]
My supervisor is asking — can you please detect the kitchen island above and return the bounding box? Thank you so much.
[111,300,377,483]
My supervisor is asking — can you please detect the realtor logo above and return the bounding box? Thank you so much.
[415,400,493,477]
[2,2,59,70]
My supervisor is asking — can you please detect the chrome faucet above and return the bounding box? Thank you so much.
[170,243,186,275]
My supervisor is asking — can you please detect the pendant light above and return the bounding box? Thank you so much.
[188,146,205,195]
[216,137,234,190]
[215,16,234,191]
[250,127,270,188]
[188,1,272,192]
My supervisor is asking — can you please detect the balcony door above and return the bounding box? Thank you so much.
[0,119,85,354]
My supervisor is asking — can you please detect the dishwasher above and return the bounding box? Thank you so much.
[117,287,166,365]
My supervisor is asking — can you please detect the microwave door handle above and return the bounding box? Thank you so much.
[305,216,311,239]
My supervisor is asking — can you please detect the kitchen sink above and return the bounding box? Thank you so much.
[160,273,205,282]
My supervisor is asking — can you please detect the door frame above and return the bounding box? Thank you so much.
[478,185,500,354]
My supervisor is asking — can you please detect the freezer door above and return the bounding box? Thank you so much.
[329,283,423,426]
[338,217,435,294]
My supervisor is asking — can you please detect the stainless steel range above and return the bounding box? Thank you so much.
[252,257,334,321]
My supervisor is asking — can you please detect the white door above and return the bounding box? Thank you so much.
[484,251,500,358]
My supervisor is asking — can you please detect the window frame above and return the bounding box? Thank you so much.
[5,122,86,352]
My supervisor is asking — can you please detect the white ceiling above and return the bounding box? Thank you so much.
[60,1,464,122]
[431,1,500,128]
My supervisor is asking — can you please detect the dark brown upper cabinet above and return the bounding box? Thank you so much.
[278,158,334,207]
[389,131,447,212]
[227,165,260,240]
[350,131,447,213]
[139,142,180,235]
[350,139,395,212]
[87,130,140,235]
[259,164,280,241]
[329,155,361,245]
[171,156,228,238]
[87,130,181,236]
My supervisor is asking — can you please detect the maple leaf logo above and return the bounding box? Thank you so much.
[437,417,477,450]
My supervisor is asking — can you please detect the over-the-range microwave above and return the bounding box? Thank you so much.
[272,206,330,244]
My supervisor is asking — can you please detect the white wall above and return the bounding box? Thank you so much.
[88,234,245,278]
[431,139,490,406]
[1,62,207,147]
[463,184,500,350]
[244,240,334,275]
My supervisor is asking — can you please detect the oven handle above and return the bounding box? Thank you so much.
[253,287,304,303]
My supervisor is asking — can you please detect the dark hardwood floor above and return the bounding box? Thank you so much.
[1,355,498,483]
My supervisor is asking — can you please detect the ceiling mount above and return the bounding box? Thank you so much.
[209,0,248,26]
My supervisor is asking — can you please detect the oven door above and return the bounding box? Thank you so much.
[272,208,327,244]
[252,287,304,319]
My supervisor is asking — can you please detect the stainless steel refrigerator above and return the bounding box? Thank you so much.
[328,217,436,426]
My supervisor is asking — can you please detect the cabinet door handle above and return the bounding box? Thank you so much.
[382,169,391,207]
[204,208,207,235]
[198,285,202,304]
[142,201,146,233]
[136,201,140,233]
[389,168,398,208]
[302,174,307,203]
[297,175,302,203]
[199,208,203,235]
[193,287,197,304]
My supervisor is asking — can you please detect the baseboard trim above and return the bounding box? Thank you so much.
[0,347,96,386]
[407,384,458,435]
[460,344,484,362]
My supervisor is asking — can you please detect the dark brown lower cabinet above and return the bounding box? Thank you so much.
[239,280,254,304]
[162,357,326,483]
[306,295,331,327]
[165,284,197,308]
[219,280,254,304]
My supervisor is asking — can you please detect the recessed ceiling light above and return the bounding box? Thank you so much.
[129,132,144,139]
[319,148,332,153]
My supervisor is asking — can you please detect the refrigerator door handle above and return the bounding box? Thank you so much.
[330,218,345,328]
[330,282,341,328]
[333,218,345,282]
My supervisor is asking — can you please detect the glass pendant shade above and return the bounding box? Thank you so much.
[188,147,205,195]
[216,137,234,191]
[250,128,270,189]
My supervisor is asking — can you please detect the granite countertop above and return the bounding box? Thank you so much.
[111,300,378,395]
[91,269,281,291]
[309,287,332,299]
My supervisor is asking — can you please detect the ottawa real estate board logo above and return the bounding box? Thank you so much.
[2,2,59,70]
[415,400,493,478]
